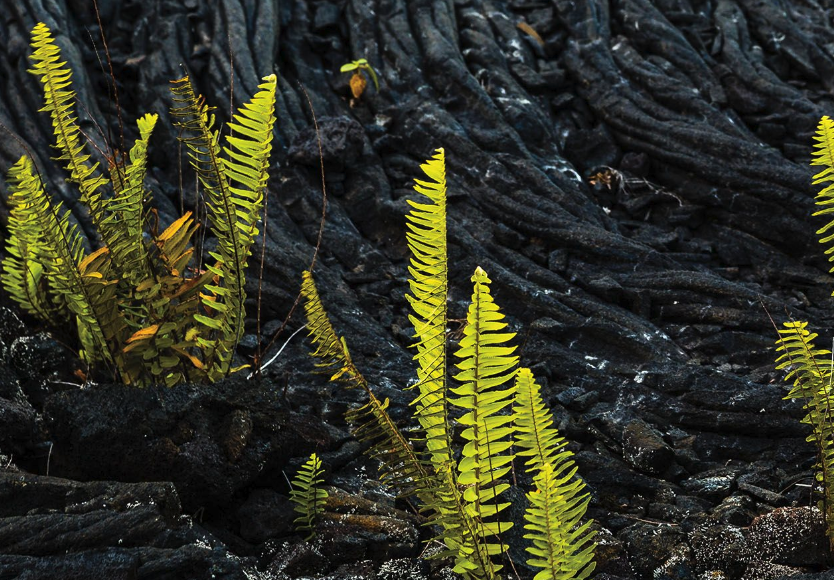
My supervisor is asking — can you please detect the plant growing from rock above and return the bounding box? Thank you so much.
[300,149,596,579]
[289,452,329,540]
[339,58,379,99]
[1,23,276,386]
[773,115,834,552]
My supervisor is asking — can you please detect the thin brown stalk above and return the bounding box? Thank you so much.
[254,82,328,374]
[91,0,125,155]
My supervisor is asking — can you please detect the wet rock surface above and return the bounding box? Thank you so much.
[2,0,834,578]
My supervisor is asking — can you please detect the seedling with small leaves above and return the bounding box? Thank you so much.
[340,58,379,99]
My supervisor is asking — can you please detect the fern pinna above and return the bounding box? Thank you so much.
[290,453,329,540]
[1,23,276,387]
[774,321,834,550]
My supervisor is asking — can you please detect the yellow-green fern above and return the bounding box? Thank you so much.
[812,115,834,280]
[301,271,430,494]
[524,463,596,580]
[3,157,121,369]
[290,453,329,540]
[775,321,834,550]
[301,270,488,578]
[2,161,66,323]
[28,23,111,256]
[1,23,276,387]
[170,74,276,380]
[102,113,158,291]
[406,147,452,469]
[514,368,570,473]
[451,266,518,575]
[514,368,596,579]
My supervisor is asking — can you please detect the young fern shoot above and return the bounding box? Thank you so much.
[290,453,328,540]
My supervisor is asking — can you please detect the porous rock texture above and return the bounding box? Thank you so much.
[1,0,834,578]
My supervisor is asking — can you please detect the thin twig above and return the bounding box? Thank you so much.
[91,0,125,155]
[254,82,328,372]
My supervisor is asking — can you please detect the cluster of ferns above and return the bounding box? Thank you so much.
[2,23,274,386]
[299,149,596,580]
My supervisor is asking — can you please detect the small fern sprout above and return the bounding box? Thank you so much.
[340,58,379,99]
[289,453,328,541]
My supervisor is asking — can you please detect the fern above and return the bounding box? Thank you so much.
[514,368,596,579]
[300,150,596,578]
[300,270,489,577]
[170,74,276,380]
[775,321,834,549]
[1,23,278,387]
[3,157,121,369]
[289,453,328,541]
[524,463,596,580]
[2,161,66,323]
[102,113,158,291]
[451,266,518,575]
[812,115,834,280]
[301,270,431,493]
[28,23,110,250]
[406,147,452,469]
[514,368,570,474]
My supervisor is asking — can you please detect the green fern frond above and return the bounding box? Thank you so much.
[514,368,570,474]
[2,160,66,322]
[523,463,596,580]
[425,462,496,579]
[775,320,834,548]
[3,156,121,370]
[406,147,452,469]
[514,367,596,578]
[102,113,158,289]
[170,74,275,380]
[28,23,109,237]
[812,116,834,281]
[301,270,431,493]
[290,453,328,541]
[451,266,518,575]
[301,270,368,389]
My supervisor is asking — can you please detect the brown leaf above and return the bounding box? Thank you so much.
[350,72,367,99]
